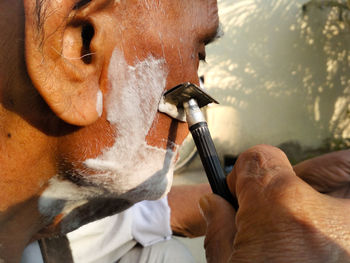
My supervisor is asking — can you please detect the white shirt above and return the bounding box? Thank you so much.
[21,197,172,263]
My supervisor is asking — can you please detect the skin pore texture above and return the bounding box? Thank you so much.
[39,50,179,233]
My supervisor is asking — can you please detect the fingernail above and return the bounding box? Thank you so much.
[199,195,211,222]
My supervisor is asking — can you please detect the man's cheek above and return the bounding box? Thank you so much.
[76,48,176,196]
[146,113,189,150]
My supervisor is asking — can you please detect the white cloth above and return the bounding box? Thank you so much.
[68,197,172,263]
[67,209,136,263]
[118,239,195,263]
[132,198,172,247]
[20,197,197,263]
[21,197,172,263]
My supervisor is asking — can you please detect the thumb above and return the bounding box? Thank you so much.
[199,194,236,263]
[227,144,297,214]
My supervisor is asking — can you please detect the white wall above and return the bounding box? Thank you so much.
[194,0,350,163]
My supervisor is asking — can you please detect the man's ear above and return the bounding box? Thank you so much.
[23,0,106,126]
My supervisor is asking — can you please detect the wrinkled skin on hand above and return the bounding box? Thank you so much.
[294,150,350,198]
[200,145,350,263]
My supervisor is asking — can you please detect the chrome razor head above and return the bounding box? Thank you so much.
[163,82,219,109]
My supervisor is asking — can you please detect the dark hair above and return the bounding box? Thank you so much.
[35,0,47,31]
[34,0,49,48]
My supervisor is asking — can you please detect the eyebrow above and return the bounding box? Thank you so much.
[205,23,224,45]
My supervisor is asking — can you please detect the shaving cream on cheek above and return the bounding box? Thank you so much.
[83,49,178,201]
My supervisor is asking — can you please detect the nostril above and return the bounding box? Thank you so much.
[81,23,94,64]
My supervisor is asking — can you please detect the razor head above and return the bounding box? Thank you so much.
[163,82,219,108]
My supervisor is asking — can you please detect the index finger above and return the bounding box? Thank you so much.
[294,150,350,193]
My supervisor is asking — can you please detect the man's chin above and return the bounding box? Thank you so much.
[38,166,174,235]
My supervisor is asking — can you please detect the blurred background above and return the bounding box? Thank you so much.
[173,0,350,261]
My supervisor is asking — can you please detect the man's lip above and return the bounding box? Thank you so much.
[158,96,186,122]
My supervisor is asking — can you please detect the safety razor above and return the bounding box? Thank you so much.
[162,82,239,210]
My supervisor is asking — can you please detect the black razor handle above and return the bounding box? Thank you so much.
[189,122,239,210]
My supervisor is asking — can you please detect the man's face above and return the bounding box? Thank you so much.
[20,0,219,234]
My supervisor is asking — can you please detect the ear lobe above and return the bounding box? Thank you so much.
[23,0,104,126]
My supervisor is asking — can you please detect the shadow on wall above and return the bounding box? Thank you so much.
[199,0,350,160]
